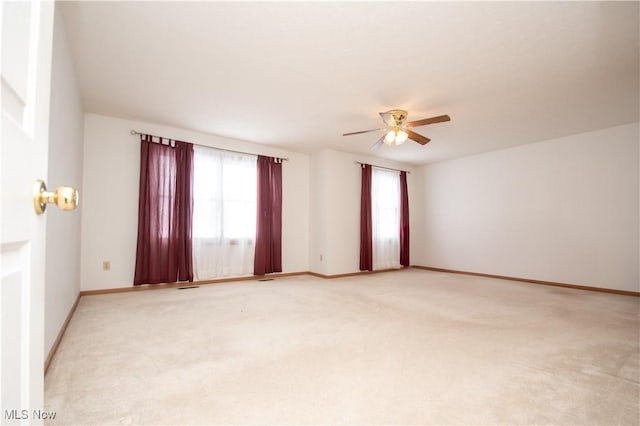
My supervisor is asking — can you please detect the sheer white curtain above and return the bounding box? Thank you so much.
[372,167,401,270]
[192,146,257,279]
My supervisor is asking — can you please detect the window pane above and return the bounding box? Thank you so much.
[192,147,257,240]
[372,169,400,238]
[223,163,256,239]
[193,152,222,238]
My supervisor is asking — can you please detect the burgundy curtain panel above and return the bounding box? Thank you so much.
[254,155,282,275]
[359,164,373,271]
[134,135,194,285]
[400,171,410,267]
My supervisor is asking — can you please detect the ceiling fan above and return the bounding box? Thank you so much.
[343,109,451,151]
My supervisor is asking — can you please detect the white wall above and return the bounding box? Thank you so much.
[45,7,84,354]
[308,149,422,276]
[309,150,330,274]
[418,122,639,292]
[80,114,309,291]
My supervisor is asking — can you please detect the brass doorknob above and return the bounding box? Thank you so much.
[33,179,79,215]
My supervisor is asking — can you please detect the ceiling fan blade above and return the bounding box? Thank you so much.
[370,135,386,151]
[405,114,451,128]
[406,130,431,145]
[379,111,394,126]
[343,128,385,136]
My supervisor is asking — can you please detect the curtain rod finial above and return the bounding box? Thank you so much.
[130,130,137,135]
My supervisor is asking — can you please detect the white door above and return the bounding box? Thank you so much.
[1,1,54,424]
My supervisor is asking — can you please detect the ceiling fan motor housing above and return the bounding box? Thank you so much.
[387,109,408,127]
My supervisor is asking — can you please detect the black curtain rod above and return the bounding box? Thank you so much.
[130,130,289,162]
[354,161,410,174]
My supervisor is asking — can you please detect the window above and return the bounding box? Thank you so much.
[135,134,283,284]
[371,168,401,270]
[192,146,257,279]
[192,148,257,240]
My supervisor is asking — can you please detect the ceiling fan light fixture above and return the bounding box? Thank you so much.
[395,130,408,145]
[384,129,408,145]
[384,130,395,144]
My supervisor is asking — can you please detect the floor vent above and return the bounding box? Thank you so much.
[177,286,199,290]
[258,278,274,282]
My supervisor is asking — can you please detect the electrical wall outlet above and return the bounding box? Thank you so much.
[102,261,111,271]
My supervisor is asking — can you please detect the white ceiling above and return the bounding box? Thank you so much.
[61,1,639,165]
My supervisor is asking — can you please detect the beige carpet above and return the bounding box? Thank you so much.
[45,269,639,425]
